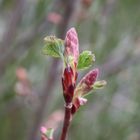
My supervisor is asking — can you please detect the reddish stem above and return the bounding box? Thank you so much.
[60,104,72,140]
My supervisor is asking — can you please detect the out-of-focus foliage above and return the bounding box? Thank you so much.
[0,0,140,140]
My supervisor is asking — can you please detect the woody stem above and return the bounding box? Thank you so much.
[60,104,72,140]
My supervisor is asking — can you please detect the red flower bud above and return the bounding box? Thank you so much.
[62,66,75,103]
[65,27,79,64]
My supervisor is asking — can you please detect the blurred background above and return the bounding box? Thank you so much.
[0,0,140,140]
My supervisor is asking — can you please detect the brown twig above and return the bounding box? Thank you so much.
[60,105,72,140]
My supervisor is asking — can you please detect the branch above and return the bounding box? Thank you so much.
[60,105,72,140]
[27,0,78,140]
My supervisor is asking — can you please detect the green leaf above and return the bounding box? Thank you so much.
[42,36,64,58]
[45,128,54,139]
[93,80,107,89]
[77,51,95,70]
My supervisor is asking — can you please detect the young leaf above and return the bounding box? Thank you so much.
[46,128,54,140]
[77,51,95,70]
[40,127,54,140]
[93,80,107,89]
[42,36,64,58]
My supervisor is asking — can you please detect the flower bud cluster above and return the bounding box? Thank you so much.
[62,28,104,114]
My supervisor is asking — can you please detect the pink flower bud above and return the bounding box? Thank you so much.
[75,68,99,96]
[65,27,79,64]
[40,126,48,140]
[81,68,99,86]
[40,126,47,134]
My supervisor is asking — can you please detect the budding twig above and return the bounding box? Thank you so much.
[60,104,72,140]
[42,27,106,140]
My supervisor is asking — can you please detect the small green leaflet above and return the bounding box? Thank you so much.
[45,128,54,139]
[42,36,64,58]
[93,80,107,89]
[77,51,95,70]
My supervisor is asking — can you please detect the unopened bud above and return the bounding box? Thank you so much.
[81,68,99,86]
[62,66,75,103]
[74,68,99,97]
[40,127,48,140]
[65,27,79,64]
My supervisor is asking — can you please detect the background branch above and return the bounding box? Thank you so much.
[0,0,25,74]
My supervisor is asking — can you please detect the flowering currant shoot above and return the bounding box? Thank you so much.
[42,27,107,140]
